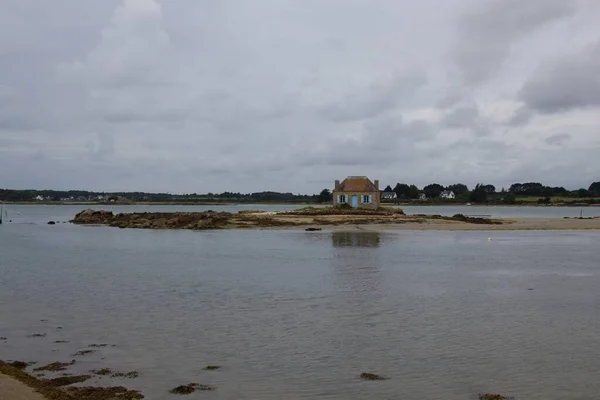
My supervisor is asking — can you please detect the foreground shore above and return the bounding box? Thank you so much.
[0,360,144,400]
[0,372,44,400]
[69,207,600,231]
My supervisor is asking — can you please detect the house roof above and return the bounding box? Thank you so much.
[336,176,378,192]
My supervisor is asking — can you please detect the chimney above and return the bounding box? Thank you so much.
[334,180,340,190]
[374,180,379,190]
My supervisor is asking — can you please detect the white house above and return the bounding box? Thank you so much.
[419,193,427,200]
[440,190,456,199]
[381,187,397,200]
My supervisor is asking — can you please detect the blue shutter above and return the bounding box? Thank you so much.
[337,195,340,204]
[369,195,372,203]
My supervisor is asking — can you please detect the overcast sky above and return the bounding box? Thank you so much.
[1,0,599,193]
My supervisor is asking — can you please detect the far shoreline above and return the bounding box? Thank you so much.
[4,201,600,207]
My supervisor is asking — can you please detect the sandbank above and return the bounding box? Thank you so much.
[0,373,45,400]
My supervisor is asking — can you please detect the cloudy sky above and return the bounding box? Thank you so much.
[1,0,599,193]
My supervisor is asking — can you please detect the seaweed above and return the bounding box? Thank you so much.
[73,350,96,356]
[44,375,92,387]
[1,360,145,399]
[359,372,388,381]
[112,371,139,379]
[90,368,112,376]
[169,383,216,394]
[34,360,76,372]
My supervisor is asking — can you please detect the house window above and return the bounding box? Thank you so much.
[339,195,347,204]
[361,195,371,204]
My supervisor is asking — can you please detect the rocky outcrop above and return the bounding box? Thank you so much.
[71,209,115,225]
[72,209,233,230]
[71,209,299,230]
[71,207,504,231]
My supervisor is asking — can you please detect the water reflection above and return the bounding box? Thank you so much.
[331,231,381,248]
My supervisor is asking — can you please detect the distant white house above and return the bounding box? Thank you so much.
[381,187,397,200]
[440,190,456,199]
[419,193,427,200]
[34,195,44,201]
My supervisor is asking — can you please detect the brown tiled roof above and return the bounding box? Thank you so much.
[336,176,378,192]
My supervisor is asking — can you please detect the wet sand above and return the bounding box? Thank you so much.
[309,217,600,231]
[70,208,600,231]
[0,374,44,400]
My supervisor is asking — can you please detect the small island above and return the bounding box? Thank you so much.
[70,207,600,231]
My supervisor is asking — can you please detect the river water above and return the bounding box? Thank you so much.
[1,205,600,400]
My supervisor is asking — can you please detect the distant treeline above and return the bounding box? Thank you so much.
[386,181,600,204]
[1,180,599,204]
[0,189,319,203]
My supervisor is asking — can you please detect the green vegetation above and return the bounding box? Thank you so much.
[2,180,599,205]
[387,180,600,205]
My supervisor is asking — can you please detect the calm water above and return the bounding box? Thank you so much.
[1,206,600,400]
[2,204,600,225]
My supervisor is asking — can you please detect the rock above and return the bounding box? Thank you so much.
[169,383,216,394]
[47,221,56,225]
[305,227,322,231]
[360,372,388,381]
[479,394,508,400]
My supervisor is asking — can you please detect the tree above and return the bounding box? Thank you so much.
[577,189,590,198]
[318,189,333,203]
[469,184,488,203]
[407,185,420,199]
[383,185,393,192]
[423,184,444,199]
[393,183,419,199]
[502,192,516,204]
[589,181,600,196]
[393,183,408,198]
[447,183,469,197]
[509,183,523,193]
[482,184,496,194]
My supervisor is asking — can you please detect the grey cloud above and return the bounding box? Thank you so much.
[545,133,571,146]
[441,105,479,128]
[1,0,600,193]
[506,106,533,126]
[435,88,468,110]
[318,73,426,122]
[453,0,576,85]
[86,132,116,161]
[364,114,435,145]
[440,103,491,137]
[519,40,600,114]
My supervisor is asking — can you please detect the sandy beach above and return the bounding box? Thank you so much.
[0,374,44,400]
[314,217,600,231]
